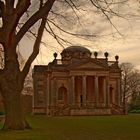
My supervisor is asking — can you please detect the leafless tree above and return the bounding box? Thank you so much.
[0,0,129,130]
[120,63,140,113]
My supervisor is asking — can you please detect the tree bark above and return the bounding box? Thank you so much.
[0,11,48,131]
[0,0,56,130]
[0,57,30,130]
[2,90,30,130]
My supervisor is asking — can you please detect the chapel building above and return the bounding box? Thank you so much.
[33,46,123,116]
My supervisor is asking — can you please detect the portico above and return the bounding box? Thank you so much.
[69,75,107,108]
[33,46,123,116]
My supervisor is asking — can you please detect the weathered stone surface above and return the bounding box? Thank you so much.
[33,46,123,116]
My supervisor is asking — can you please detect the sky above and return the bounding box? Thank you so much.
[19,0,140,70]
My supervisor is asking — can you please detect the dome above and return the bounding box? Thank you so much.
[61,46,91,61]
[62,46,91,53]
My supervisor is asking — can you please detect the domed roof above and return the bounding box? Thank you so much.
[61,46,91,61]
[62,46,91,53]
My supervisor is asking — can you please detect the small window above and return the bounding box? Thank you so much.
[58,86,67,101]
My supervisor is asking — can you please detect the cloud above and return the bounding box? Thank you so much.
[19,0,140,70]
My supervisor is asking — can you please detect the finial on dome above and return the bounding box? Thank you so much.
[104,52,109,59]
[53,52,57,59]
[115,55,119,62]
[94,51,98,59]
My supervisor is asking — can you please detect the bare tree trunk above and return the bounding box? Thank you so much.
[0,14,47,130]
[123,91,126,114]
[0,0,56,130]
[0,59,30,130]
[2,89,30,130]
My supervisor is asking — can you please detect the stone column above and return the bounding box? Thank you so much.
[46,75,50,115]
[51,78,57,107]
[82,76,87,106]
[103,77,106,107]
[106,77,109,107]
[50,79,54,107]
[68,78,72,105]
[95,76,99,107]
[71,76,75,106]
[32,74,37,113]
[54,78,57,107]
[49,78,54,116]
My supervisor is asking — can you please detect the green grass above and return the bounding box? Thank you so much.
[0,115,140,140]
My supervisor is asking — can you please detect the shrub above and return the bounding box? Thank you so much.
[128,102,140,112]
[129,109,140,114]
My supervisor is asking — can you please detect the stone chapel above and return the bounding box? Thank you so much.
[33,46,123,116]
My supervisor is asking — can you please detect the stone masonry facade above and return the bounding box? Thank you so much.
[33,46,123,116]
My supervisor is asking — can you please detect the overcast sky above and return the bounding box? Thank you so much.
[19,0,140,70]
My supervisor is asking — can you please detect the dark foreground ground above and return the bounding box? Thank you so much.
[0,114,140,140]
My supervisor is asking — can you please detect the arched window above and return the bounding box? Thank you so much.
[58,86,67,101]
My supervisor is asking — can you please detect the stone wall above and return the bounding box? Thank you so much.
[70,108,111,116]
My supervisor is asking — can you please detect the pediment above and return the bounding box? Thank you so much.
[77,62,104,69]
[69,60,108,70]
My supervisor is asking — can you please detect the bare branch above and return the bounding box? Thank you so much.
[64,0,80,20]
[46,20,66,48]
[15,0,56,46]
[15,0,31,22]
[21,16,47,81]
[5,0,15,9]
[90,0,124,36]
[0,0,4,18]
[47,19,96,38]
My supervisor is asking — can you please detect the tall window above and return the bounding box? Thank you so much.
[110,85,114,104]
[58,86,67,101]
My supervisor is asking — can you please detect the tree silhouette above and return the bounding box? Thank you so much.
[120,63,140,113]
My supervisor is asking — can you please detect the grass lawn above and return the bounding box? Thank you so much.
[0,115,140,140]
